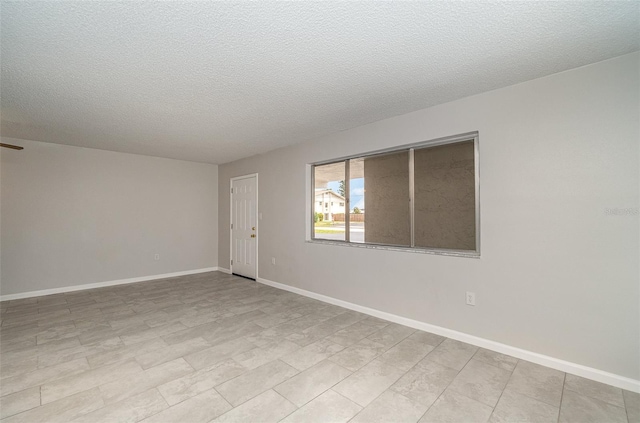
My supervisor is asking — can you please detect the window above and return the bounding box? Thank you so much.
[311,133,479,255]
[314,161,346,241]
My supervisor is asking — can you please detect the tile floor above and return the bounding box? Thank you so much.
[0,271,638,422]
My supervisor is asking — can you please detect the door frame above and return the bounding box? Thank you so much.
[229,173,259,279]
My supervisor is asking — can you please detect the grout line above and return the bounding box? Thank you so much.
[405,350,461,422]
[487,369,511,421]
[471,348,520,373]
[501,361,565,410]
[622,391,631,423]
[330,389,364,411]
[438,353,508,412]
[557,372,567,423]
[274,358,353,410]
[213,386,234,410]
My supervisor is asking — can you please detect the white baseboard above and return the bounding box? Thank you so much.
[256,276,640,393]
[0,267,220,302]
[217,267,232,275]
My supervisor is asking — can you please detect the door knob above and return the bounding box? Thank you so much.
[252,227,256,230]
[251,234,256,238]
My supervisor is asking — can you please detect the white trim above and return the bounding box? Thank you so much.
[306,164,313,241]
[305,239,480,259]
[218,267,232,275]
[230,173,259,279]
[0,267,219,302]
[256,276,640,393]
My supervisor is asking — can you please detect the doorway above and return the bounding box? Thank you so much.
[230,174,258,280]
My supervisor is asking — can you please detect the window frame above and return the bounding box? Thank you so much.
[309,132,480,258]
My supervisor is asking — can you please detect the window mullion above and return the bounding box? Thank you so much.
[409,148,415,248]
[345,160,350,243]
[311,165,316,240]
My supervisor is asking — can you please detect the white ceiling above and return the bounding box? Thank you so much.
[1,2,638,164]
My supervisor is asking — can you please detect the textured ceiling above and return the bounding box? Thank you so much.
[1,2,638,164]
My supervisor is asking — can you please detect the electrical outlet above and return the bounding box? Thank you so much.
[466,291,476,306]
[271,257,276,265]
[154,254,160,261]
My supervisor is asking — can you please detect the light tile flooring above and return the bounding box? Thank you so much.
[0,271,638,423]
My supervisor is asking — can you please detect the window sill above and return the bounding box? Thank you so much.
[306,239,480,258]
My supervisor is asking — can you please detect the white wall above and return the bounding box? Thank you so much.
[218,53,639,380]
[1,139,218,296]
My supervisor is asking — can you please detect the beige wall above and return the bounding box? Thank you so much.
[218,53,639,380]
[1,139,218,296]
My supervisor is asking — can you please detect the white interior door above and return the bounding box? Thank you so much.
[231,175,257,279]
